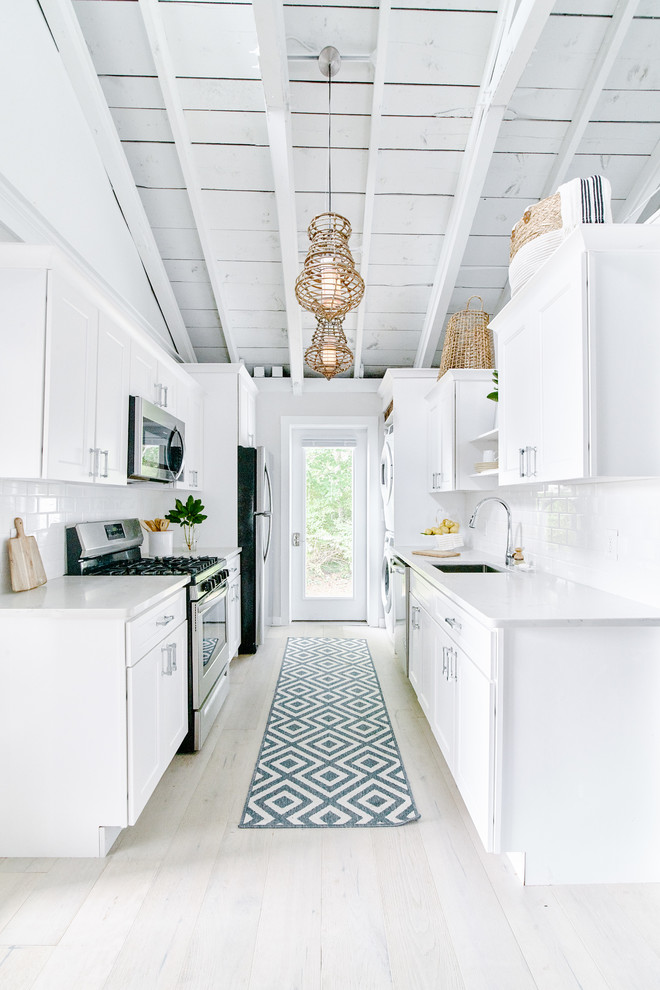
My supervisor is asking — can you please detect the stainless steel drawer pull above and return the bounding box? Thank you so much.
[157,614,175,626]
[445,617,462,631]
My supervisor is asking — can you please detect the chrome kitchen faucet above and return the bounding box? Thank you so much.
[469,497,515,567]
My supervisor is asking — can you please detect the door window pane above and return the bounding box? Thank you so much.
[304,447,353,598]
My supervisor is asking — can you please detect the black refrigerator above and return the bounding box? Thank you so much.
[237,446,273,653]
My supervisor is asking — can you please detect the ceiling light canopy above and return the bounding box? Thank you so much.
[297,47,363,380]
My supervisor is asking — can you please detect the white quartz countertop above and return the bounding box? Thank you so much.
[395,547,660,627]
[0,575,189,619]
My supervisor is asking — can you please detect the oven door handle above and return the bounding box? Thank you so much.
[196,583,228,613]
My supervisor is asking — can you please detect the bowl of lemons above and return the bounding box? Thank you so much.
[420,518,463,550]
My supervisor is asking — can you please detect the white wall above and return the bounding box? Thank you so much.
[0,480,178,594]
[256,382,382,625]
[0,0,173,352]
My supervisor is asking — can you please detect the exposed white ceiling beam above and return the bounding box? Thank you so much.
[617,138,660,223]
[352,0,390,379]
[137,0,239,364]
[252,0,304,393]
[541,0,639,198]
[414,0,554,368]
[39,0,196,363]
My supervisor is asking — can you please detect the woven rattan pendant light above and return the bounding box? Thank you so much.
[304,316,354,381]
[297,47,363,378]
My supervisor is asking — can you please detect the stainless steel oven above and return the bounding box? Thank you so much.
[190,571,230,750]
[128,395,185,483]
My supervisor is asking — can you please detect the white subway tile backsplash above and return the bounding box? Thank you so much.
[464,477,660,608]
[0,480,177,594]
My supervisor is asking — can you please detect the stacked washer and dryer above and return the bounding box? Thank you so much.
[380,423,409,670]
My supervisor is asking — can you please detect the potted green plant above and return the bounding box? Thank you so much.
[165,495,207,552]
[486,369,498,402]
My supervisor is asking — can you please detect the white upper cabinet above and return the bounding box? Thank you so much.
[0,245,202,486]
[493,226,660,485]
[44,272,129,485]
[129,340,179,416]
[174,379,204,491]
[426,369,497,492]
[238,372,257,447]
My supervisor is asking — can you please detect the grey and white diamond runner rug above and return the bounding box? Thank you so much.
[239,637,420,828]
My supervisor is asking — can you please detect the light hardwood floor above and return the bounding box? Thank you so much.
[2,623,660,989]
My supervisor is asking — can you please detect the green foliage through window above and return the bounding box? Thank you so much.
[305,447,353,598]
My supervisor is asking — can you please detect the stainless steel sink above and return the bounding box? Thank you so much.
[432,562,503,573]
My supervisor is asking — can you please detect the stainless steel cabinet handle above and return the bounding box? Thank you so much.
[519,447,526,477]
[191,470,198,487]
[161,642,173,675]
[411,605,420,630]
[445,617,462,632]
[157,614,175,626]
[170,643,177,672]
[100,450,109,478]
[162,385,168,408]
[528,445,538,477]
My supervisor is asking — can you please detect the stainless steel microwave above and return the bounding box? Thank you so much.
[128,395,185,483]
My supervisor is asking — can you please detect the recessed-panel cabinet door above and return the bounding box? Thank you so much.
[127,643,161,825]
[431,624,456,769]
[95,312,130,486]
[455,646,495,850]
[44,273,98,482]
[537,264,586,482]
[497,305,539,486]
[159,621,188,765]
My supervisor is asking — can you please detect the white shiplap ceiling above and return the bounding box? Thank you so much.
[42,0,660,386]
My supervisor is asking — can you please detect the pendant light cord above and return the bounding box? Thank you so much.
[327,66,332,215]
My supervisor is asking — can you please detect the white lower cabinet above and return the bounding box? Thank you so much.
[409,572,496,850]
[0,587,188,858]
[406,567,660,884]
[127,617,187,823]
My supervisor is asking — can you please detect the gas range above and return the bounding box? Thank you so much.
[65,519,227,599]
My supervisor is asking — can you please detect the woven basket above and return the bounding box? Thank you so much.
[510,192,562,262]
[437,296,495,381]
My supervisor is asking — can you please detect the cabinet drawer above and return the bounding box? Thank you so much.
[410,572,492,677]
[126,589,187,666]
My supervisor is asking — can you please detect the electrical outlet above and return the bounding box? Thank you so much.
[606,529,618,560]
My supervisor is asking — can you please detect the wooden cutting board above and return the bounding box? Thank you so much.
[412,549,461,559]
[8,517,47,592]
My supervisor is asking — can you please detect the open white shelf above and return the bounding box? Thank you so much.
[470,468,499,478]
[471,427,498,443]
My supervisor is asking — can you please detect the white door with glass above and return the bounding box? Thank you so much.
[291,429,367,621]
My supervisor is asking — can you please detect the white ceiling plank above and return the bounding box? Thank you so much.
[617,137,660,222]
[40,0,196,361]
[252,0,305,391]
[541,0,640,198]
[354,0,391,378]
[137,0,239,363]
[414,0,555,368]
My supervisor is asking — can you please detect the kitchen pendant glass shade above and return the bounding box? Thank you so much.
[304,315,354,380]
[295,213,364,321]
